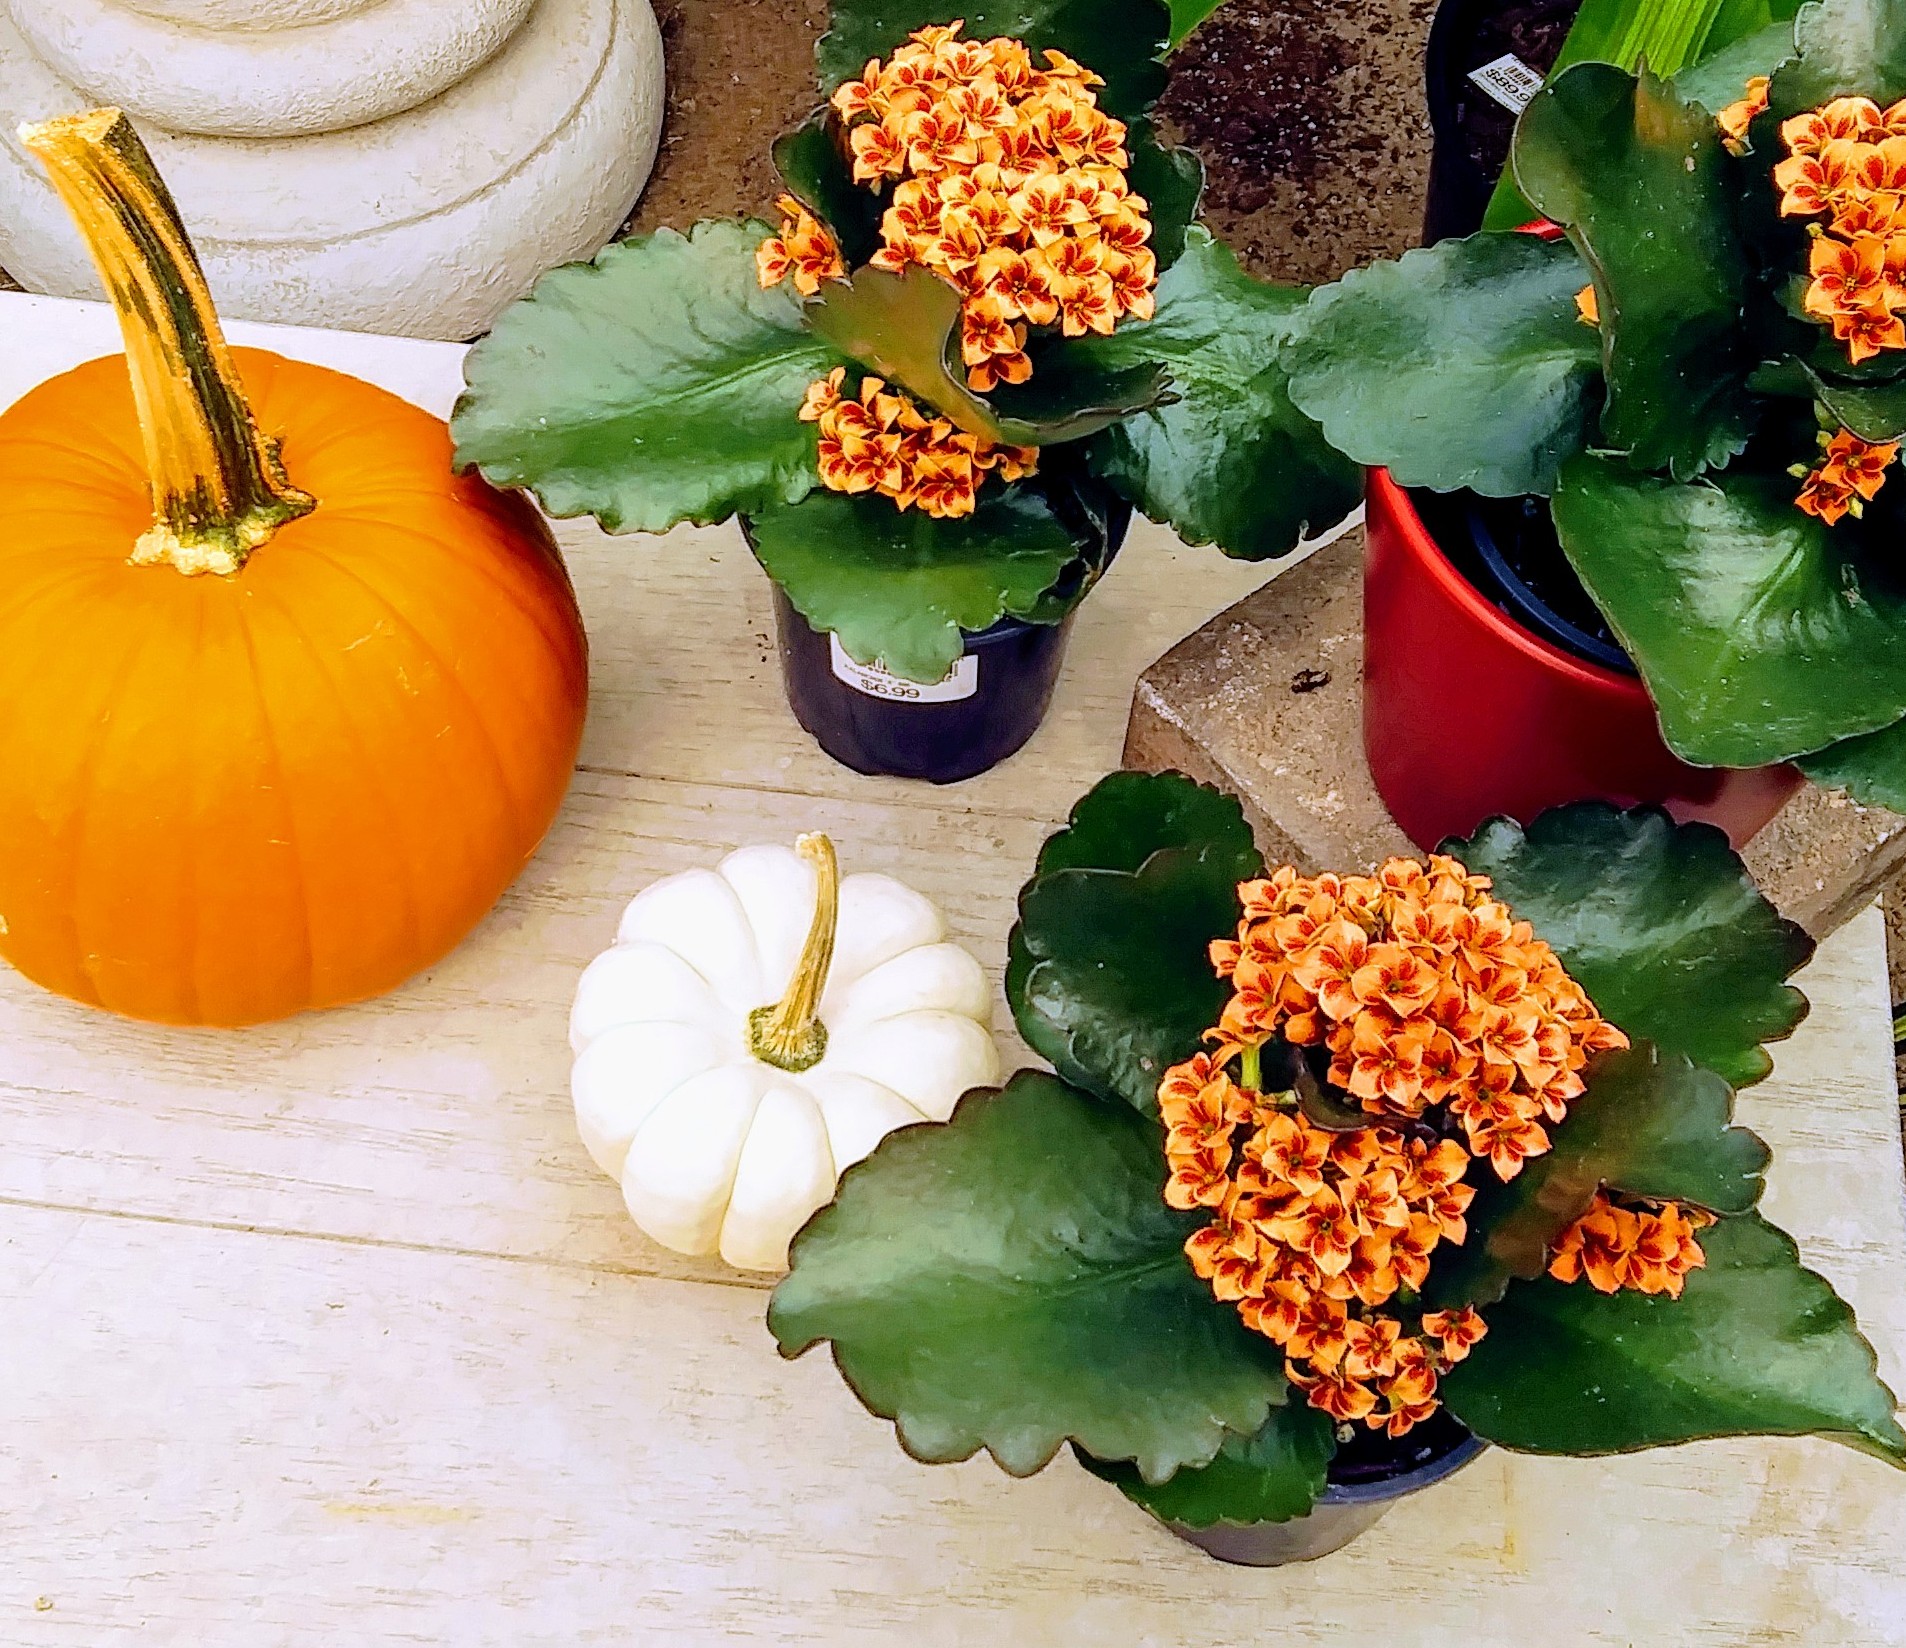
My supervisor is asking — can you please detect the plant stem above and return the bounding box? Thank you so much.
[20,109,314,575]
[748,834,840,1073]
[1239,1043,1261,1094]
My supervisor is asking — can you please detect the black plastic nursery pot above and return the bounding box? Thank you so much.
[1423,0,1583,242]
[1167,1414,1488,1566]
[746,499,1132,786]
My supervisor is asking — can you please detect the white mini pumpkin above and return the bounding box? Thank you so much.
[571,836,1001,1272]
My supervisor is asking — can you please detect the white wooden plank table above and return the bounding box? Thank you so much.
[3,293,1905,1646]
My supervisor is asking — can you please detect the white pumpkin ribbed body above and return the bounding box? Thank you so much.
[0,0,664,338]
[571,846,1003,1272]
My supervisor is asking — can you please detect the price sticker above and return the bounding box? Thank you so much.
[830,635,978,704]
[1468,54,1545,115]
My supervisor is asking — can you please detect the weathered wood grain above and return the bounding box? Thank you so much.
[3,922,1902,1647]
[4,290,1903,1648]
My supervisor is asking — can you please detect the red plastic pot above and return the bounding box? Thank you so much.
[1362,469,1802,850]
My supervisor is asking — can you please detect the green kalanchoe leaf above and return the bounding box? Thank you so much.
[1448,803,1812,1088]
[1008,771,1263,1114]
[1515,63,1753,478]
[1068,227,1362,559]
[1551,451,1906,767]
[1124,120,1206,274]
[1673,12,1804,110]
[1428,1043,1770,1310]
[772,115,884,267]
[452,222,845,533]
[747,485,1080,684]
[1075,1402,1335,1529]
[1029,768,1261,877]
[818,0,1172,127]
[1282,232,1601,499]
[1444,1214,1906,1464]
[1796,711,1906,810]
[1803,364,1906,441]
[1768,0,1906,116]
[770,1070,1290,1483]
[804,265,1171,446]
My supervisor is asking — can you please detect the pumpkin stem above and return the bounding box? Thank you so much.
[748,834,839,1074]
[20,108,314,576]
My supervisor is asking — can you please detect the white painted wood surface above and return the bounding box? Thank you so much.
[3,294,1905,1645]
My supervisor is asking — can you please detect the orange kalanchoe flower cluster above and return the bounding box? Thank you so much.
[1160,1053,1486,1437]
[1162,853,1718,1436]
[756,194,847,296]
[829,21,1158,389]
[1547,1191,1714,1298]
[1793,426,1901,525]
[1713,85,1906,519]
[1772,93,1906,363]
[1207,855,1630,1181]
[798,366,1036,518]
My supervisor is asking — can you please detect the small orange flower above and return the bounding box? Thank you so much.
[1548,1193,1712,1298]
[1288,1361,1379,1424]
[1716,75,1771,154]
[1805,231,1890,320]
[755,195,846,297]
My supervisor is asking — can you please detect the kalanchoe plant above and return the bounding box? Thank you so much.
[1275,0,1906,811]
[450,0,1356,686]
[770,771,1904,1545]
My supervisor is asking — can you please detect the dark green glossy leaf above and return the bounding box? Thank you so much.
[1428,1043,1769,1310]
[1032,768,1262,876]
[804,265,1170,446]
[1444,1213,1906,1464]
[773,114,884,267]
[770,1070,1290,1482]
[1552,450,1906,765]
[818,0,1172,126]
[747,484,1078,683]
[1283,232,1601,498]
[1806,364,1906,441]
[1448,803,1806,1089]
[1125,120,1205,273]
[1515,64,1753,478]
[1674,13,1804,110]
[1796,712,1906,810]
[1010,770,1263,1114]
[1448,803,1813,1088]
[1768,0,1906,116]
[452,222,843,533]
[1076,1402,1335,1528]
[1065,228,1361,559]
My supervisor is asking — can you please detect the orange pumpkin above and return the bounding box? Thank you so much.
[0,110,589,1025]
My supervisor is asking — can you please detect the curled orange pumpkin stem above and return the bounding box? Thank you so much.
[20,108,314,575]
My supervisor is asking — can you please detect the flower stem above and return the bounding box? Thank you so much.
[20,109,314,576]
[747,834,839,1073]
[1239,1043,1262,1095]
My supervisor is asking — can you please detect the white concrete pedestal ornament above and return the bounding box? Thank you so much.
[0,0,665,338]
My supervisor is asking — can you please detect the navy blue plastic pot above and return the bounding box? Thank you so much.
[749,500,1131,784]
[1166,1423,1488,1566]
